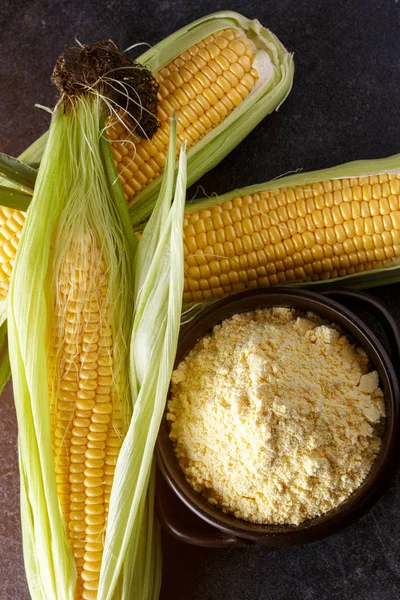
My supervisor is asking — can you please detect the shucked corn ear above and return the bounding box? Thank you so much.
[7,32,187,598]
[110,25,259,202]
[106,17,288,225]
[8,91,137,598]
[182,154,400,303]
[109,10,294,226]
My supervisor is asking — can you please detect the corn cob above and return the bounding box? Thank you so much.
[49,230,125,599]
[2,161,400,309]
[0,207,25,299]
[182,160,400,303]
[109,27,259,200]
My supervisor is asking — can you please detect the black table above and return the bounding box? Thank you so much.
[1,1,400,598]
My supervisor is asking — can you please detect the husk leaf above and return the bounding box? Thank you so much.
[0,152,37,191]
[0,320,11,396]
[98,116,186,599]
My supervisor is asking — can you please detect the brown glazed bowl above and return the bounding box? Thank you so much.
[156,288,400,547]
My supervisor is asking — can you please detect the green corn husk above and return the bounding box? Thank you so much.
[0,131,47,183]
[0,153,38,191]
[8,94,137,597]
[0,131,47,203]
[0,186,31,211]
[8,45,185,594]
[184,154,400,294]
[0,320,11,395]
[99,118,186,600]
[14,131,48,170]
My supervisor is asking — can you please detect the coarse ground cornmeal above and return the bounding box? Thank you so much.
[167,307,385,525]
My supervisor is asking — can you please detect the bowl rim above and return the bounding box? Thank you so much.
[156,287,400,546]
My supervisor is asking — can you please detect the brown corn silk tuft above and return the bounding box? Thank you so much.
[183,174,400,303]
[108,28,259,201]
[52,39,159,138]
[49,229,127,599]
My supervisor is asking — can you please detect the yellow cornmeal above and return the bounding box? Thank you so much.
[167,307,385,525]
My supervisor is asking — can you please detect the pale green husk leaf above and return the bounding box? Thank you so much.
[98,116,186,599]
[17,131,49,170]
[0,132,47,208]
[0,152,37,191]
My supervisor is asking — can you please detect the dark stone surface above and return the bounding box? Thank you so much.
[1,1,400,599]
